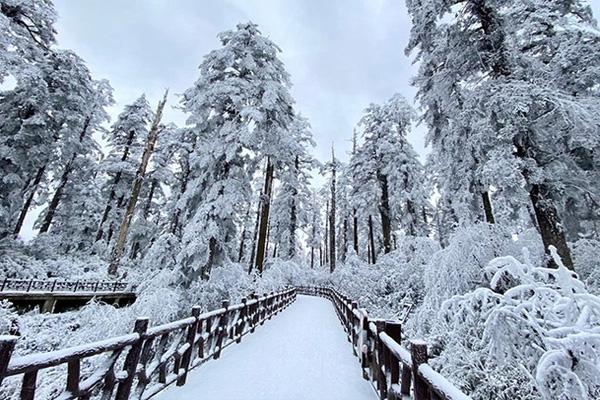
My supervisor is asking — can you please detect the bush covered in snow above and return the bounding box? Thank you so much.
[572,239,600,295]
[418,246,600,400]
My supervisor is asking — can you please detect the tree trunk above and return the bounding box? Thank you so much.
[341,218,348,262]
[237,206,252,263]
[514,138,574,269]
[368,215,376,264]
[108,91,167,276]
[530,183,574,269]
[324,200,329,265]
[377,171,392,253]
[310,247,315,269]
[13,166,45,237]
[352,208,358,255]
[39,117,91,234]
[288,155,299,258]
[319,245,323,267]
[482,191,495,224]
[254,157,274,274]
[329,148,336,273]
[248,201,261,273]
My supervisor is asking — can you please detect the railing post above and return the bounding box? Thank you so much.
[385,321,402,400]
[27,278,33,292]
[410,340,429,400]
[115,317,149,400]
[66,358,81,395]
[375,320,387,400]
[0,336,17,385]
[177,306,201,386]
[214,300,229,359]
[237,298,247,343]
[1,277,7,292]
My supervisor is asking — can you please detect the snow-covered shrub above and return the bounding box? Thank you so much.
[423,247,600,400]
[408,223,542,336]
[572,239,600,295]
[325,236,439,318]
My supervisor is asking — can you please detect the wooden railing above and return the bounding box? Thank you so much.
[297,286,471,400]
[0,278,131,293]
[0,288,296,400]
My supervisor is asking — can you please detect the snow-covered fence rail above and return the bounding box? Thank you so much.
[296,286,471,400]
[0,288,296,400]
[0,278,131,293]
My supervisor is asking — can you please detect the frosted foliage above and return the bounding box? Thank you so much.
[572,239,600,295]
[410,224,535,336]
[423,245,600,400]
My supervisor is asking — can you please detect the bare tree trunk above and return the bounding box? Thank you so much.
[367,232,372,264]
[108,91,168,276]
[237,206,252,263]
[341,218,348,262]
[324,200,329,265]
[254,158,274,274]
[368,214,376,264]
[310,246,315,269]
[377,170,392,253]
[39,117,91,234]
[288,155,299,258]
[319,245,323,267]
[514,139,573,269]
[329,147,336,273]
[248,201,261,273]
[13,166,45,237]
[482,191,495,224]
[530,183,574,268]
[352,208,358,255]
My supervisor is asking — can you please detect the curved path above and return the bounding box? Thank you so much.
[155,295,375,400]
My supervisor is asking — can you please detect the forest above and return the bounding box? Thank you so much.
[1,0,600,399]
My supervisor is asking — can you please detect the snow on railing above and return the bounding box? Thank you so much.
[0,288,296,400]
[0,278,132,293]
[296,286,472,400]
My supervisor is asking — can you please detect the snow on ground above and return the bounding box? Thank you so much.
[155,295,376,400]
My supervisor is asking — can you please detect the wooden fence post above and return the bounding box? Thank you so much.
[237,298,247,343]
[374,320,387,400]
[214,300,229,359]
[115,317,149,400]
[177,306,201,386]
[411,340,429,400]
[0,336,17,385]
[385,321,401,400]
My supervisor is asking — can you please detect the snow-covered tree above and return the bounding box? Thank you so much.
[269,115,316,259]
[351,94,429,255]
[0,49,112,239]
[178,22,295,282]
[35,54,113,235]
[0,0,56,82]
[406,0,600,268]
[95,95,153,244]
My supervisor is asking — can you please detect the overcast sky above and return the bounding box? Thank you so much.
[53,0,425,163]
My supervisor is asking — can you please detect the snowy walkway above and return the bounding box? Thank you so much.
[155,295,375,400]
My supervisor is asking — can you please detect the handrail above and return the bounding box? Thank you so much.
[0,278,133,294]
[0,288,296,400]
[296,286,471,400]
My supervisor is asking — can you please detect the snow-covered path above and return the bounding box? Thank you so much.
[155,295,375,400]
